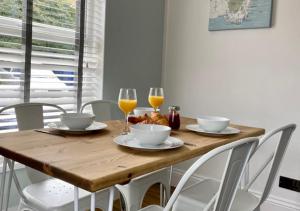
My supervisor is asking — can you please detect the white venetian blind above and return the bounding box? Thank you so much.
[0,1,24,132]
[0,0,105,131]
[82,0,105,105]
[29,0,77,115]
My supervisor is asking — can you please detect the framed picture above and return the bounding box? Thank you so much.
[209,0,273,31]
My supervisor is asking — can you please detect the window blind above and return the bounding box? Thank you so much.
[0,0,105,132]
[0,1,24,132]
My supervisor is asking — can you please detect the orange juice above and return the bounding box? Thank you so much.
[148,96,164,109]
[118,99,137,114]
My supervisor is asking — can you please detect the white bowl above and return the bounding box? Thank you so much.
[130,124,171,146]
[133,107,156,116]
[60,113,95,130]
[197,116,230,132]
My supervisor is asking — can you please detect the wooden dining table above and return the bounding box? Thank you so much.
[0,117,265,211]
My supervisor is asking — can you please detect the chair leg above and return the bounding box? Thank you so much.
[0,158,8,211]
[254,206,261,211]
[18,197,36,211]
[4,160,14,211]
[119,193,127,211]
[108,187,114,211]
[164,184,171,206]
[160,184,164,206]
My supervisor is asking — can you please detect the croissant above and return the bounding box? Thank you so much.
[128,112,169,126]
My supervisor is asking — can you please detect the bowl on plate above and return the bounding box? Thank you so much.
[60,113,95,130]
[130,124,171,146]
[197,115,230,132]
[133,107,156,116]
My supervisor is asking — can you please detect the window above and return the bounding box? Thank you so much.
[0,0,106,132]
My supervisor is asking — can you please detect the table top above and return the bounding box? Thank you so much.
[0,117,265,192]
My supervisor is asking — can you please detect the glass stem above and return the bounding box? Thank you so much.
[124,113,129,133]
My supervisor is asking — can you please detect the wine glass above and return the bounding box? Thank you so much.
[148,88,164,112]
[118,88,137,134]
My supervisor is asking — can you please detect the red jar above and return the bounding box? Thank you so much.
[168,106,180,130]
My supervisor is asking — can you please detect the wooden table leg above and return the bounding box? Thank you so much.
[0,157,8,210]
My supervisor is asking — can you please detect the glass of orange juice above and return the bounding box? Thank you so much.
[148,88,164,112]
[118,88,137,134]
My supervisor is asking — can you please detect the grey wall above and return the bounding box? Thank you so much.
[103,0,165,106]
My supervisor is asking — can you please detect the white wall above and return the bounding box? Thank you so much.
[163,0,300,209]
[103,0,164,105]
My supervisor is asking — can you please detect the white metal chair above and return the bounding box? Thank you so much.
[0,103,67,184]
[17,179,110,211]
[116,168,171,211]
[81,100,123,121]
[81,100,171,211]
[0,103,110,211]
[138,137,259,211]
[171,124,296,211]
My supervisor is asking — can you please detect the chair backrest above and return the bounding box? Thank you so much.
[164,137,259,211]
[0,103,66,131]
[80,100,122,121]
[0,103,66,184]
[249,124,296,208]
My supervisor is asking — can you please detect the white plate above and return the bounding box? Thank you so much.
[114,135,184,151]
[48,122,108,134]
[186,124,240,136]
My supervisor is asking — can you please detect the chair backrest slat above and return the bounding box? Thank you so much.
[215,142,257,210]
[164,137,259,211]
[15,105,44,130]
[256,124,296,208]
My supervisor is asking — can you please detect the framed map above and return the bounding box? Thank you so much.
[209,0,273,31]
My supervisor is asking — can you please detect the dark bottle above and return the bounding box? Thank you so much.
[168,106,180,130]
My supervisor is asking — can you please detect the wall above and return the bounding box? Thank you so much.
[103,0,164,106]
[163,0,300,210]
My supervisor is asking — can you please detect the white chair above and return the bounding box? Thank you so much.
[81,100,123,121]
[171,124,296,211]
[138,137,259,211]
[0,103,110,211]
[81,100,171,211]
[0,103,67,184]
[116,168,171,211]
[18,179,110,211]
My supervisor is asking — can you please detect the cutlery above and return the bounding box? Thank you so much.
[184,142,197,147]
[34,129,65,137]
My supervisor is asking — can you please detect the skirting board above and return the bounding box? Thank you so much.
[170,168,300,211]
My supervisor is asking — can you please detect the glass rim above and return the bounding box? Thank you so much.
[149,87,163,89]
[120,88,136,90]
[120,88,136,89]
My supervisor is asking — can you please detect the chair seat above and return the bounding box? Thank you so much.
[173,179,219,211]
[173,179,260,211]
[231,189,260,211]
[139,205,164,211]
[22,178,109,211]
